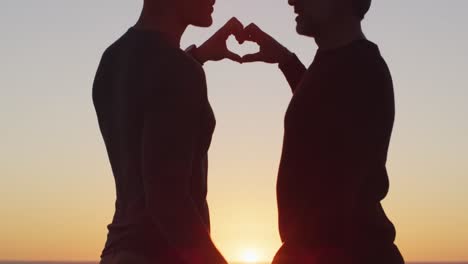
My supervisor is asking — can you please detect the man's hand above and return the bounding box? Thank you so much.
[241,23,294,64]
[193,17,245,64]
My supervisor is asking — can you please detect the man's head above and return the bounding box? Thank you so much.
[144,0,215,27]
[289,0,371,37]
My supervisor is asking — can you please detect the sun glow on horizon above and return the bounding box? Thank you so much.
[240,248,262,263]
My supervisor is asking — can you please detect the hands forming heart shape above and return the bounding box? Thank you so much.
[194,17,294,65]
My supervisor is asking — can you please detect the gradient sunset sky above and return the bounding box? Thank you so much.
[1,0,467,262]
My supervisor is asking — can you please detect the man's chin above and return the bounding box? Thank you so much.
[193,17,213,28]
[296,23,316,38]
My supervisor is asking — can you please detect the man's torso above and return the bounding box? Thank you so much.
[92,28,215,259]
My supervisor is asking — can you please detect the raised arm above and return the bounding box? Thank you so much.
[277,52,307,93]
[141,69,226,264]
[241,23,307,92]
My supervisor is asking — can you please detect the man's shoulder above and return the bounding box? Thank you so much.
[337,41,393,99]
[143,48,206,101]
[136,41,205,83]
[345,41,391,81]
[104,36,204,81]
[102,31,200,69]
[162,49,204,77]
[356,40,389,70]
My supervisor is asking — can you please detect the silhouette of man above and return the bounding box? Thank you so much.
[241,0,405,263]
[92,0,244,263]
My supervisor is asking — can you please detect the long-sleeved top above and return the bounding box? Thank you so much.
[92,28,222,263]
[273,39,404,264]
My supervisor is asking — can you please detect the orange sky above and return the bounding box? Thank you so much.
[1,0,468,262]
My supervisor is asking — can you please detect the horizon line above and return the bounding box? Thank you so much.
[2,260,468,264]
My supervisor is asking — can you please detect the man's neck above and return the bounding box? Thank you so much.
[314,18,366,51]
[134,5,187,48]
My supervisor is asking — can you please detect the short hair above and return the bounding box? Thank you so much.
[352,0,372,20]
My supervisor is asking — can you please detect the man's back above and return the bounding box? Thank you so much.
[93,28,215,261]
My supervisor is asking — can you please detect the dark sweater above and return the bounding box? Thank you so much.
[92,28,218,263]
[274,40,404,264]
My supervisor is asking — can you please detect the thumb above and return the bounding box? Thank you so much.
[241,52,264,63]
[224,51,242,63]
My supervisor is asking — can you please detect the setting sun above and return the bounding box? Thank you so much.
[240,248,261,263]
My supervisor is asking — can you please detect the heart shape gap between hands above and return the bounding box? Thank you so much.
[226,35,260,58]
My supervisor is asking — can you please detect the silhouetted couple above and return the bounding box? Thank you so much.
[92,0,405,263]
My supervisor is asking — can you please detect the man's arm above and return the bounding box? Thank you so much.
[141,69,226,264]
[241,23,307,93]
[278,53,307,92]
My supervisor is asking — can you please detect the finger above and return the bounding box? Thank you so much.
[220,17,244,40]
[244,23,267,43]
[235,32,246,45]
[224,51,242,63]
[227,17,247,44]
[241,52,264,63]
[228,17,244,30]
